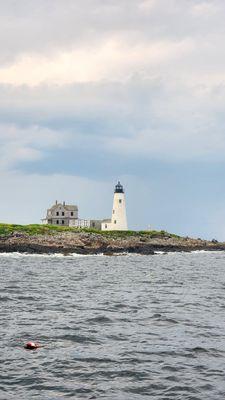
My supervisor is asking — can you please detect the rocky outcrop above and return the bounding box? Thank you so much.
[0,231,224,255]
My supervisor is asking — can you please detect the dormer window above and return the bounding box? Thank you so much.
[56,211,59,216]
[62,212,64,216]
[71,212,73,216]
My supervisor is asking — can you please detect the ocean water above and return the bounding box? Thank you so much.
[1,251,225,400]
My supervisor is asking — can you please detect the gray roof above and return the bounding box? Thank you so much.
[64,205,78,211]
[49,203,78,211]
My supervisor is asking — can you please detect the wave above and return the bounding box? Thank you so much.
[0,249,223,259]
[156,250,225,255]
[191,250,225,254]
[0,251,142,259]
[0,252,105,259]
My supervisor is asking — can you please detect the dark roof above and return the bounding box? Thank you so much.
[114,181,124,193]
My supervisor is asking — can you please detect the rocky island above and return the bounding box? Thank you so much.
[0,224,224,255]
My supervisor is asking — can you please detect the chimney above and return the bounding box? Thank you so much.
[55,200,58,205]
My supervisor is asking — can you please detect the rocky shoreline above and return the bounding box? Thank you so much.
[0,231,224,255]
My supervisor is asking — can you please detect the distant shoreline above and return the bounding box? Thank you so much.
[0,224,224,255]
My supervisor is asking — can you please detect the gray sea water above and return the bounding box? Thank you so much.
[0,251,225,399]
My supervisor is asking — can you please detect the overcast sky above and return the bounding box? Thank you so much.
[1,0,225,239]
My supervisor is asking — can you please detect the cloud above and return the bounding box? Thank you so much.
[107,125,225,162]
[192,1,219,17]
[0,123,69,169]
[1,71,225,171]
[0,38,193,86]
[0,2,223,89]
[1,0,225,237]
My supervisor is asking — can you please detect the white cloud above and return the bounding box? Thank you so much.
[0,124,69,169]
[0,0,225,166]
[138,0,156,12]
[192,1,219,17]
[0,38,193,86]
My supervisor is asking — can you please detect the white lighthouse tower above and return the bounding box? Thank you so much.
[101,181,128,231]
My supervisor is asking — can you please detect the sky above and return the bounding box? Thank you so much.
[1,0,225,239]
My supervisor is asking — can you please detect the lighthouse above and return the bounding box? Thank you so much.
[101,181,128,231]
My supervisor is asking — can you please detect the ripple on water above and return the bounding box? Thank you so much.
[1,252,225,399]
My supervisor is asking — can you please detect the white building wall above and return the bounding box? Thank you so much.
[69,219,91,228]
[101,219,111,231]
[111,192,128,230]
[101,185,128,231]
[69,219,102,229]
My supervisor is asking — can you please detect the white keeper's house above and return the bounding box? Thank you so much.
[42,201,102,229]
[42,181,128,231]
[42,201,78,226]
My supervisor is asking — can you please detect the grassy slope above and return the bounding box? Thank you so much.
[0,223,180,239]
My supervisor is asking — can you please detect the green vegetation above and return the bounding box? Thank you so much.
[0,223,76,236]
[0,223,180,239]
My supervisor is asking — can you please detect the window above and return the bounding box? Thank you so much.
[105,224,107,229]
[119,199,122,204]
[62,220,64,225]
[56,211,59,216]
[92,222,95,227]
[114,220,117,224]
[56,220,59,224]
[112,210,115,214]
[62,212,64,216]
[71,212,73,216]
